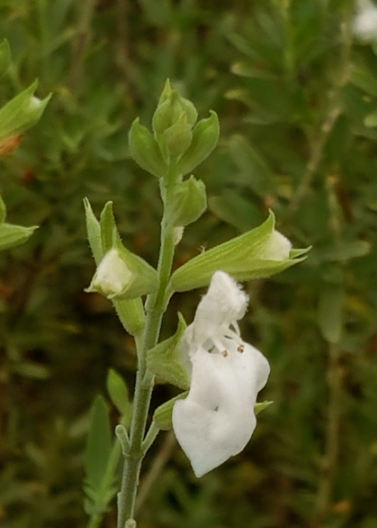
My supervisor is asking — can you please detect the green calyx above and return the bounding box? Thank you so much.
[0,79,51,142]
[177,110,219,176]
[147,313,190,390]
[168,175,207,227]
[0,194,37,251]
[129,118,167,178]
[85,200,159,300]
[153,392,189,431]
[170,211,310,292]
[154,397,273,432]
[84,199,149,336]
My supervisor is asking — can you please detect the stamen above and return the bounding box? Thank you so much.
[222,350,228,357]
[237,344,244,353]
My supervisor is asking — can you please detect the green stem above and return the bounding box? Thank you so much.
[117,169,178,528]
[141,421,160,455]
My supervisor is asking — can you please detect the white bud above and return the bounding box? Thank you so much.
[260,231,292,260]
[353,0,377,40]
[91,248,133,297]
[29,96,43,110]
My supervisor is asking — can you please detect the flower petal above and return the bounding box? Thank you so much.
[172,342,269,477]
[191,271,248,346]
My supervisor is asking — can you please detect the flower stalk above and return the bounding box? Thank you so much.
[117,165,179,528]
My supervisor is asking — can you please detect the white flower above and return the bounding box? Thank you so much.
[172,271,270,477]
[353,0,377,41]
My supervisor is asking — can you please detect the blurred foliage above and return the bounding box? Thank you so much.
[0,0,377,527]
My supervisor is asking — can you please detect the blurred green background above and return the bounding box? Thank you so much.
[1,0,377,527]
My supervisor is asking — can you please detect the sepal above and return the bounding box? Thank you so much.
[84,198,102,264]
[0,222,37,251]
[113,298,146,337]
[168,176,207,227]
[128,118,167,178]
[153,392,189,430]
[147,313,190,390]
[255,400,273,415]
[0,80,51,142]
[152,81,198,134]
[161,112,193,158]
[170,211,309,292]
[177,111,219,176]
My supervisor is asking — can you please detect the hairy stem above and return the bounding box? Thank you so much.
[117,168,178,528]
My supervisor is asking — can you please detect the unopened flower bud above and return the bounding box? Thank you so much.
[0,80,51,142]
[260,231,292,260]
[86,245,159,300]
[170,212,310,292]
[162,113,193,158]
[152,81,198,136]
[88,248,133,298]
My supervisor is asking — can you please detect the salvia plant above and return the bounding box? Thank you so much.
[83,80,309,528]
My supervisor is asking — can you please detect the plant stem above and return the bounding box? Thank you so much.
[311,343,342,528]
[135,430,176,515]
[117,169,178,528]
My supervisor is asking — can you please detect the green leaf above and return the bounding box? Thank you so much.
[318,241,370,262]
[0,193,6,224]
[209,190,265,232]
[228,134,276,197]
[106,369,133,426]
[85,396,112,493]
[0,39,11,79]
[0,223,37,251]
[147,313,190,390]
[318,284,344,344]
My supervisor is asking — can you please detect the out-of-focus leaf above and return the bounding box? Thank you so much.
[84,396,112,493]
[318,284,344,344]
